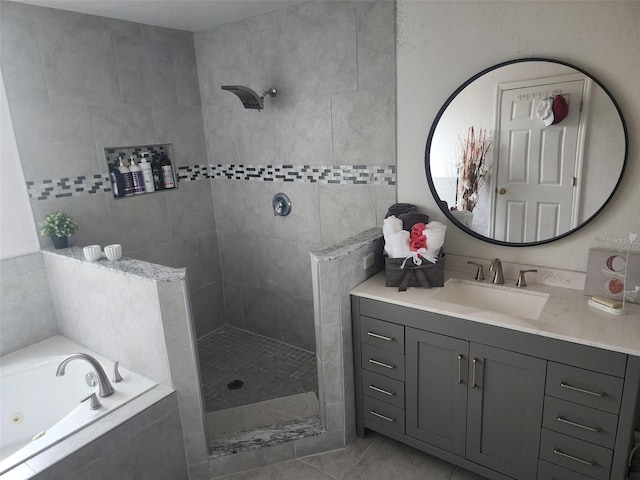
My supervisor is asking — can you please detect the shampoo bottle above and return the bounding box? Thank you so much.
[151,153,163,190]
[109,164,125,198]
[160,153,175,189]
[139,152,155,193]
[129,156,145,194]
[117,157,134,196]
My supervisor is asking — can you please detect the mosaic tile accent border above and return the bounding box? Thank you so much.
[27,164,396,200]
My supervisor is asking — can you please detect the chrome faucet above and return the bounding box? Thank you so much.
[56,353,115,397]
[489,258,504,284]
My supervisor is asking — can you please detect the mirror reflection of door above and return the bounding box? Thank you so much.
[493,76,587,242]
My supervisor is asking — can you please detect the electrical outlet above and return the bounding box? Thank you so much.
[363,253,375,270]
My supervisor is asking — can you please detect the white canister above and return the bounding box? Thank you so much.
[104,244,122,261]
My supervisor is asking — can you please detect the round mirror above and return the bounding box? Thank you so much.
[425,58,628,247]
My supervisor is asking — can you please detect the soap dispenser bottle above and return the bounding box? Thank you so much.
[151,153,163,190]
[109,163,125,198]
[117,157,134,196]
[139,152,155,193]
[129,156,145,194]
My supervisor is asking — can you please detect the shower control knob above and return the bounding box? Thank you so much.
[272,193,292,216]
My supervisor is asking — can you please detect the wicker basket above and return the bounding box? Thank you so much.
[385,252,445,291]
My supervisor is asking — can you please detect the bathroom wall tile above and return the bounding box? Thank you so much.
[323,401,345,432]
[254,237,316,300]
[196,230,222,284]
[153,105,208,166]
[164,180,215,241]
[167,347,200,390]
[89,104,158,172]
[320,358,344,406]
[255,442,296,467]
[222,280,244,329]
[241,285,284,341]
[36,14,121,106]
[313,259,340,328]
[190,282,225,337]
[189,461,211,480]
[278,93,333,166]
[184,431,210,469]
[357,1,396,90]
[332,86,396,166]
[177,388,207,437]
[0,263,57,355]
[294,428,345,458]
[0,15,49,102]
[14,251,45,273]
[87,411,188,480]
[105,193,171,252]
[113,35,178,107]
[139,23,193,45]
[156,280,193,352]
[319,183,377,246]
[209,449,261,478]
[172,39,202,107]
[376,184,397,225]
[217,231,261,286]
[273,8,357,99]
[213,179,321,243]
[318,321,342,363]
[280,297,316,352]
[30,195,114,250]
[10,102,100,180]
[144,392,179,426]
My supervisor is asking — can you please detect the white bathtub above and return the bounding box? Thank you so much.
[0,336,157,475]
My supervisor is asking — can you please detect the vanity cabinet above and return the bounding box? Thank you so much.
[352,296,640,480]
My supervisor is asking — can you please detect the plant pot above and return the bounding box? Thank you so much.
[51,236,68,249]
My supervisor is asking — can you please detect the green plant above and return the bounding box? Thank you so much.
[39,211,78,238]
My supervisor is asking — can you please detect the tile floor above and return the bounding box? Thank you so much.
[197,326,318,412]
[214,431,489,480]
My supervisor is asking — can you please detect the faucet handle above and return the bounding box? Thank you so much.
[113,361,123,383]
[516,269,538,288]
[467,261,485,281]
[81,392,102,410]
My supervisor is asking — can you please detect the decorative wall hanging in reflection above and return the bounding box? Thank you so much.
[454,126,492,214]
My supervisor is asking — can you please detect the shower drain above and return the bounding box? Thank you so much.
[227,379,244,390]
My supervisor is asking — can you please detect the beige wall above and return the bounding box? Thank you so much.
[397,0,640,271]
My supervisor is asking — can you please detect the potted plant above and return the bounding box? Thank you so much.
[40,211,78,249]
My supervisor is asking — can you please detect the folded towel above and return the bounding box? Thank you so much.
[385,203,417,218]
[399,212,430,231]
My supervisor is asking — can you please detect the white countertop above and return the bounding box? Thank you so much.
[351,271,640,357]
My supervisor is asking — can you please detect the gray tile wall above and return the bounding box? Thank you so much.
[0,0,222,338]
[195,0,396,350]
[0,252,57,356]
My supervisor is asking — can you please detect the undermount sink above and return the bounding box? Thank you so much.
[431,278,549,320]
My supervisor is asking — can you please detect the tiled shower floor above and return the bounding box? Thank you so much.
[197,326,318,412]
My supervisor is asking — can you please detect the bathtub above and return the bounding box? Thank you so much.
[0,336,157,476]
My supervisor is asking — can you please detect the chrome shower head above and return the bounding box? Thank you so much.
[221,85,277,110]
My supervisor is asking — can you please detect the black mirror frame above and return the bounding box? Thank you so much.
[425,57,628,247]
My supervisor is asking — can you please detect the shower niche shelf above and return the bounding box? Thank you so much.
[104,143,178,199]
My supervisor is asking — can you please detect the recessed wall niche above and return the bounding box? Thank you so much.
[104,144,177,199]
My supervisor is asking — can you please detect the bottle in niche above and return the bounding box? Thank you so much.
[139,152,155,193]
[160,153,175,189]
[128,156,145,194]
[117,157,134,196]
[109,163,125,198]
[151,153,163,190]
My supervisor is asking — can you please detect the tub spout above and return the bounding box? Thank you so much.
[56,353,115,397]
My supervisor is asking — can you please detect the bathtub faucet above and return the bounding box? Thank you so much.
[56,353,115,397]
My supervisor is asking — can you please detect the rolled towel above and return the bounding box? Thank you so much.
[383,215,403,237]
[385,230,411,258]
[423,221,447,263]
[410,223,426,239]
[385,203,417,218]
[409,234,426,252]
[399,212,430,232]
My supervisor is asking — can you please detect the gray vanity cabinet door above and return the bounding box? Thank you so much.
[405,328,469,457]
[466,343,546,480]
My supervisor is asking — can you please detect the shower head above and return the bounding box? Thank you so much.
[221,85,277,110]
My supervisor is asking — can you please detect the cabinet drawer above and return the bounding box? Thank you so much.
[363,395,405,434]
[360,316,404,353]
[543,396,618,448]
[539,429,612,480]
[361,343,405,381]
[546,362,623,413]
[362,370,405,408]
[537,459,594,480]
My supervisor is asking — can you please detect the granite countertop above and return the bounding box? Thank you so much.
[42,247,186,283]
[351,271,640,357]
